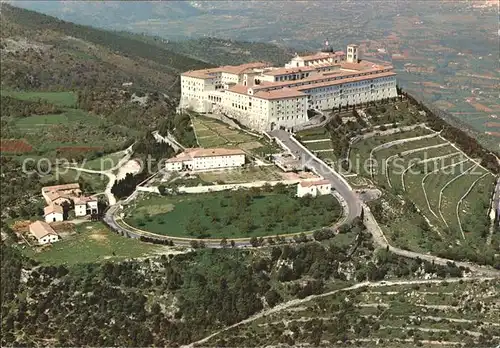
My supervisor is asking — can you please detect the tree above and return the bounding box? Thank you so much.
[220,237,228,248]
[157,184,166,195]
[265,289,282,307]
[249,236,259,247]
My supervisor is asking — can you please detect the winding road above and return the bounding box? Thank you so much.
[98,131,499,276]
[268,129,362,223]
[66,144,134,205]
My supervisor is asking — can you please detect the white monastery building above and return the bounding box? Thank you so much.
[165,148,246,172]
[296,180,332,198]
[29,220,60,245]
[179,44,398,132]
[44,204,64,223]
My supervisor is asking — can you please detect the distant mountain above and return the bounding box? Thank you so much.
[120,34,296,67]
[0,3,211,92]
[8,1,203,39]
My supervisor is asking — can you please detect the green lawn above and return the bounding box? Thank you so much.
[125,189,341,238]
[197,166,283,184]
[15,113,69,127]
[316,150,337,162]
[1,90,77,107]
[306,140,334,151]
[297,127,330,141]
[22,222,162,265]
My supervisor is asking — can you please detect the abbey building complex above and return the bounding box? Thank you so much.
[179,44,398,132]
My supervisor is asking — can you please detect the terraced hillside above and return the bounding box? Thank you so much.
[298,98,500,267]
[191,115,280,157]
[200,277,500,347]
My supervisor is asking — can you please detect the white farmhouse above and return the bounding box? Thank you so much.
[165,148,245,172]
[44,204,64,223]
[296,180,332,197]
[29,220,59,245]
[179,44,398,132]
[74,197,99,217]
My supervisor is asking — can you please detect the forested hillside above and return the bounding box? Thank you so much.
[1,226,469,347]
[0,3,211,92]
[161,37,294,66]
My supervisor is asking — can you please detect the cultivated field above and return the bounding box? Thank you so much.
[1,90,77,107]
[191,116,280,156]
[198,165,284,184]
[1,90,131,159]
[299,100,498,263]
[350,126,496,255]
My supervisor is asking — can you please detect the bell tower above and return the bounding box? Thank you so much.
[346,44,359,63]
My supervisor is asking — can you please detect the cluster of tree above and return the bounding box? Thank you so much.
[157,111,198,147]
[0,157,45,220]
[436,245,500,270]
[164,37,293,67]
[312,228,335,241]
[133,132,176,163]
[2,4,210,75]
[352,109,368,128]
[138,235,174,246]
[179,185,341,239]
[77,88,179,131]
[111,172,150,199]
[0,95,62,118]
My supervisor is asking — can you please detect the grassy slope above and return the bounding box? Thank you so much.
[22,222,162,265]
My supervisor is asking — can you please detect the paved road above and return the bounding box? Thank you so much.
[101,131,499,276]
[102,194,348,248]
[268,129,500,277]
[67,144,135,206]
[268,129,362,224]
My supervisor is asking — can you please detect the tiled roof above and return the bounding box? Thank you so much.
[295,71,397,91]
[42,183,80,193]
[263,66,316,76]
[166,148,245,163]
[44,204,63,216]
[74,196,96,205]
[253,88,306,100]
[182,62,269,79]
[252,64,393,92]
[29,221,58,239]
[227,84,250,95]
[299,180,331,188]
[340,60,388,71]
